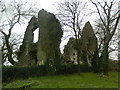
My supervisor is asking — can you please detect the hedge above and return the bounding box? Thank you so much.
[2,64,90,82]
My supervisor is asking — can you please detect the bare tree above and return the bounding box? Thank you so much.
[1,33,23,65]
[90,0,120,75]
[56,0,89,73]
[0,0,39,66]
[95,19,118,54]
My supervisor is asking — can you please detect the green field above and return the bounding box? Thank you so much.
[3,72,119,88]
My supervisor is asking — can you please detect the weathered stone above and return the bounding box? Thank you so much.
[18,10,63,66]
[63,22,98,65]
[18,16,38,66]
[63,38,78,64]
[37,9,63,65]
[81,21,98,65]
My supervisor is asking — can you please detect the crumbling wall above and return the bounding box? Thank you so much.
[63,38,78,64]
[63,22,98,65]
[18,10,63,66]
[18,16,38,66]
[81,21,98,65]
[37,9,63,65]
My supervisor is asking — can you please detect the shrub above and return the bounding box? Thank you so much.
[2,65,46,82]
[56,64,77,75]
[109,60,119,72]
[80,64,90,72]
[2,64,91,82]
[56,64,90,75]
[2,66,17,82]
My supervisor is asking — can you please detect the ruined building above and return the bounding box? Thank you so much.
[63,38,78,64]
[18,9,63,66]
[37,10,63,65]
[63,22,98,65]
[81,22,98,65]
[18,16,38,66]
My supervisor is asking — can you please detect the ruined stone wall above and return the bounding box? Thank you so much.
[63,22,98,65]
[64,38,78,64]
[18,16,38,66]
[81,21,98,65]
[81,22,97,52]
[37,9,63,65]
[18,10,63,66]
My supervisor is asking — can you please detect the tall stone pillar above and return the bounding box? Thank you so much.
[37,9,63,65]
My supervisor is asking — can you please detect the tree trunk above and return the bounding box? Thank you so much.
[102,43,109,75]
[82,50,88,64]
[5,36,17,66]
[97,54,103,73]
[74,38,81,74]
[92,51,99,73]
[77,49,81,74]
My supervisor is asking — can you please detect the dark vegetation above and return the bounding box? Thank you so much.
[3,64,90,82]
[3,60,119,83]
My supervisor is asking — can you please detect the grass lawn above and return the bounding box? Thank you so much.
[3,72,119,88]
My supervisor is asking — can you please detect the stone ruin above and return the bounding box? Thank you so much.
[18,9,63,66]
[80,22,98,65]
[17,10,97,67]
[63,38,78,64]
[63,22,98,65]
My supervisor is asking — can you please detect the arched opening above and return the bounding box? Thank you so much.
[33,28,39,43]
